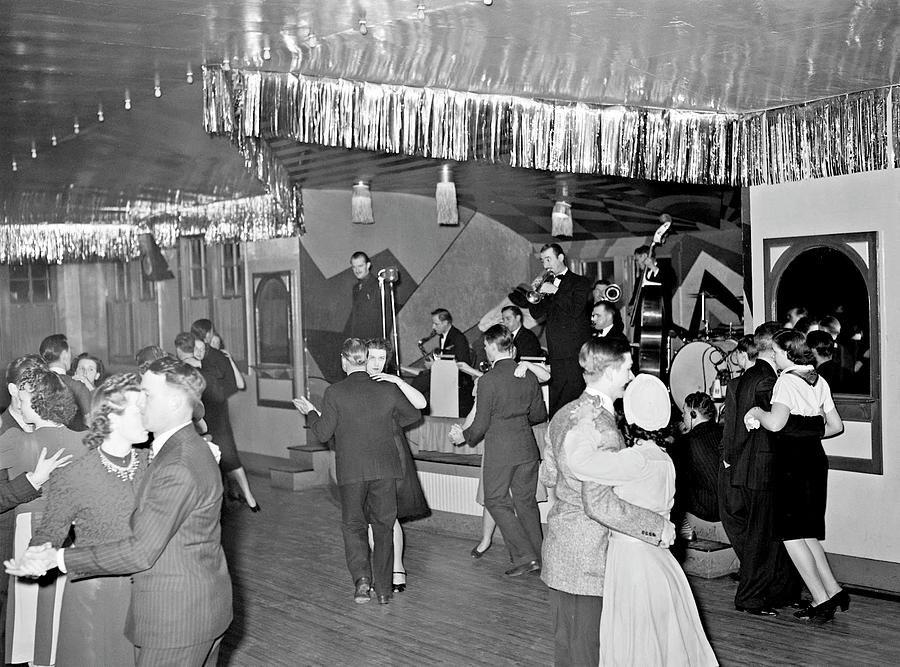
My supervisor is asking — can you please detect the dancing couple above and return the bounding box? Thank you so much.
[542,337,716,666]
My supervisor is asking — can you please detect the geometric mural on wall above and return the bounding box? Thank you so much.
[300,242,418,383]
[671,231,744,336]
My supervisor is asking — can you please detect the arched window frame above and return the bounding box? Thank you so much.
[764,232,881,475]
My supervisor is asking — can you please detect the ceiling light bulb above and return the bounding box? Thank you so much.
[483,0,493,5]
[262,46,271,60]
[154,73,162,97]
[73,117,80,135]
[359,19,368,35]
[97,103,104,122]
[31,141,37,159]
[11,158,17,172]
[51,132,58,147]
[417,4,426,20]
[186,64,194,84]
[124,89,132,110]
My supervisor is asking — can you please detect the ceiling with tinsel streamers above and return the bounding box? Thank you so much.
[2,0,899,234]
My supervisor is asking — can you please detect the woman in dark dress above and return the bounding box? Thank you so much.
[174,332,259,511]
[744,329,847,620]
[31,373,150,667]
[365,339,429,593]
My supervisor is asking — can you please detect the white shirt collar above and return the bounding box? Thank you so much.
[584,387,614,413]
[150,420,192,459]
[510,326,521,338]
[600,324,613,336]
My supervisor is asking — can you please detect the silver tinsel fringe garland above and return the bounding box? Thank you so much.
[203,67,897,188]
[0,191,297,264]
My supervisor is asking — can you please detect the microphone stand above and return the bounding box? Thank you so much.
[378,270,402,375]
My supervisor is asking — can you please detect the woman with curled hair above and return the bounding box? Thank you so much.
[0,368,89,666]
[744,329,846,621]
[29,372,150,666]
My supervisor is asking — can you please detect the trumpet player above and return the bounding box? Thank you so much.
[520,243,592,416]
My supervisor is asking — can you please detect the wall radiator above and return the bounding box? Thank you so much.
[417,471,481,516]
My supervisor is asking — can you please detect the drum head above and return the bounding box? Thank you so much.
[624,374,671,431]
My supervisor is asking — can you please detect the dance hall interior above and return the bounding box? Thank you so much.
[2,1,900,665]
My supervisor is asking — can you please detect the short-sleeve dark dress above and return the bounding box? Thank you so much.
[199,357,242,473]
[771,367,834,541]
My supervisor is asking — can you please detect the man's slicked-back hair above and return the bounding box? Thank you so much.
[431,308,452,323]
[579,337,631,380]
[753,321,783,353]
[341,338,369,366]
[540,243,564,259]
[39,334,69,363]
[484,324,514,353]
[145,356,206,408]
[174,332,196,355]
[350,251,371,264]
[501,305,523,321]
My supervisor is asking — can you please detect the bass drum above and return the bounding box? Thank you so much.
[669,340,737,411]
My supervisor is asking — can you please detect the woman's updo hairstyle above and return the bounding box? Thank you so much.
[84,372,141,450]
[22,368,76,426]
[773,329,815,366]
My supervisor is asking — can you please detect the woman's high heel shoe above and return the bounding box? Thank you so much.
[249,503,261,513]
[829,589,850,612]
[793,599,836,621]
[392,572,407,593]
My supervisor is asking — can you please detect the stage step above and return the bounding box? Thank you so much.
[287,444,330,469]
[269,465,321,491]
[682,539,739,579]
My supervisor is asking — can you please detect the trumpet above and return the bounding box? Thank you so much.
[513,270,556,305]
[595,283,622,302]
[417,331,438,354]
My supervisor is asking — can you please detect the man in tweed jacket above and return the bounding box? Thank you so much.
[541,337,675,666]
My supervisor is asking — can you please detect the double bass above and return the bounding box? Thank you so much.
[629,216,672,379]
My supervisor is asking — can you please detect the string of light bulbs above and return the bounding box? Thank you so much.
[7,65,198,173]
[6,0,499,171]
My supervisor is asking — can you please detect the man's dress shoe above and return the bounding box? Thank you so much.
[505,559,541,577]
[354,578,372,604]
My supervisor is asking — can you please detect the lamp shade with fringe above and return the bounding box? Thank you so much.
[351,182,374,224]
[551,200,573,238]
[435,164,459,226]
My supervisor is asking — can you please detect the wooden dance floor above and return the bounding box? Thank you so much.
[219,476,900,666]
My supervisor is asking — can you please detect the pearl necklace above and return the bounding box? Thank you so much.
[98,448,139,482]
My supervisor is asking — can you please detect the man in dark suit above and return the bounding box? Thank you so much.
[9,357,233,665]
[501,305,544,359]
[346,251,387,340]
[526,243,592,416]
[408,309,475,416]
[38,334,90,431]
[294,338,420,604]
[719,322,825,615]
[590,301,628,345]
[450,325,548,576]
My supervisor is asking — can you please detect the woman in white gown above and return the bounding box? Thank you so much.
[569,374,716,666]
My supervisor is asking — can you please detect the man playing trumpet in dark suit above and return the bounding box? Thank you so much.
[518,244,593,416]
